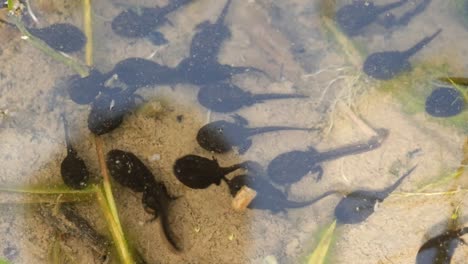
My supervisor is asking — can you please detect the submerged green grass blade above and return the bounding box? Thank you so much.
[95,186,134,264]
[321,17,363,68]
[307,220,337,264]
[416,170,462,192]
[7,0,13,11]
[0,185,96,194]
[0,258,12,264]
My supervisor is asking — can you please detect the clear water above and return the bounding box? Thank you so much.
[0,0,467,263]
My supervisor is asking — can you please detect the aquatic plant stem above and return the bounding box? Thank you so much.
[392,189,468,197]
[0,258,12,264]
[95,185,134,264]
[7,0,13,11]
[307,220,336,264]
[337,101,379,138]
[446,77,468,102]
[83,0,93,66]
[415,139,467,192]
[10,16,89,77]
[81,4,132,262]
[0,186,95,194]
[93,135,122,227]
[321,17,363,68]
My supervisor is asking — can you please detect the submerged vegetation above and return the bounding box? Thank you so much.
[0,1,135,263]
[0,0,466,263]
[320,1,467,132]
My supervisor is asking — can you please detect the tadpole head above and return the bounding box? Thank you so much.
[67,70,107,105]
[111,9,149,38]
[87,91,136,135]
[60,155,90,190]
[425,87,465,117]
[334,191,380,224]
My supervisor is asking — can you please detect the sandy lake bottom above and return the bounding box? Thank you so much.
[0,0,467,263]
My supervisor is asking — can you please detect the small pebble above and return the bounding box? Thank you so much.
[149,154,161,162]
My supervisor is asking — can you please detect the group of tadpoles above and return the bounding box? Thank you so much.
[335,0,468,262]
[1,0,467,262]
[336,0,467,118]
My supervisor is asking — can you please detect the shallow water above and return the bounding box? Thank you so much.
[0,0,467,263]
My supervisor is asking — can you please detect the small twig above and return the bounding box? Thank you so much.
[93,135,121,226]
[83,0,93,66]
[339,160,350,184]
[391,189,467,197]
[336,101,378,138]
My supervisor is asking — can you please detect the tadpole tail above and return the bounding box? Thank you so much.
[285,190,340,208]
[381,165,418,197]
[221,177,238,197]
[251,93,308,102]
[161,0,193,16]
[216,0,233,25]
[247,126,313,137]
[221,163,246,175]
[316,129,389,163]
[403,29,442,58]
[159,208,182,252]
[394,0,431,26]
[376,0,409,14]
[60,113,73,152]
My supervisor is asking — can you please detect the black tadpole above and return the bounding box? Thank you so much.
[173,155,251,189]
[416,226,468,264]
[425,87,465,118]
[363,29,441,80]
[28,23,87,53]
[196,115,312,154]
[334,166,417,224]
[105,149,182,251]
[0,19,86,53]
[226,174,338,213]
[189,0,232,63]
[67,70,110,105]
[87,87,138,135]
[106,149,156,192]
[111,0,192,40]
[60,114,90,189]
[142,183,181,252]
[197,82,307,113]
[335,0,409,36]
[267,129,389,186]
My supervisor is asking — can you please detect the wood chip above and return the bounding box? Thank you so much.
[232,186,257,211]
